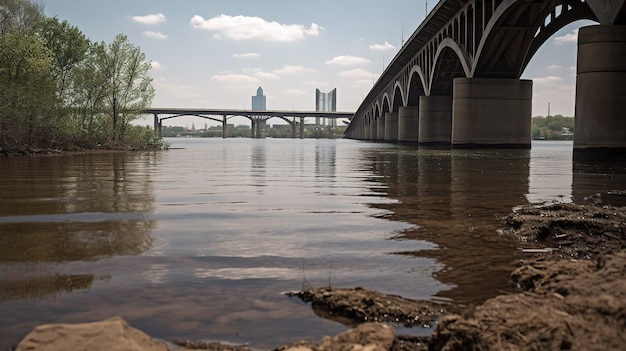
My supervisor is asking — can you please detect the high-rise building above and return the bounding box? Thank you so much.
[315,88,336,126]
[252,86,266,110]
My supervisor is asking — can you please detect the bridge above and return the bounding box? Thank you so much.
[343,0,626,160]
[147,108,354,139]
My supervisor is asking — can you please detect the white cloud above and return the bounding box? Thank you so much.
[325,55,370,66]
[273,65,313,75]
[339,68,376,79]
[151,61,163,69]
[132,13,166,25]
[547,64,562,70]
[233,52,260,59]
[554,29,578,45]
[143,31,168,39]
[211,73,259,84]
[254,71,280,79]
[190,14,321,42]
[303,80,329,86]
[279,89,307,96]
[369,41,396,51]
[533,76,563,86]
[351,79,375,88]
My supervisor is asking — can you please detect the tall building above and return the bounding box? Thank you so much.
[315,88,336,126]
[252,86,266,110]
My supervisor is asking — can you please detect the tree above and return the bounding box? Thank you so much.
[101,34,154,141]
[0,0,43,36]
[0,32,57,147]
[38,16,89,102]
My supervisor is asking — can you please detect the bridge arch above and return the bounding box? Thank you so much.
[472,0,597,77]
[430,38,472,96]
[391,83,404,112]
[407,66,427,105]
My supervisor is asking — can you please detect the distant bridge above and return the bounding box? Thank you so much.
[343,0,626,160]
[146,108,354,139]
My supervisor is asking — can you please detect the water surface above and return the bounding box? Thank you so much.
[1,139,624,349]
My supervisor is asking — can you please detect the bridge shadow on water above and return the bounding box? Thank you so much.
[357,142,626,307]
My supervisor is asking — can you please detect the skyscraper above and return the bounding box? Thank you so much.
[252,86,266,110]
[316,88,336,126]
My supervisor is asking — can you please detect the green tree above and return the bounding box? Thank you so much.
[0,32,57,148]
[38,16,89,102]
[0,0,43,35]
[101,34,154,141]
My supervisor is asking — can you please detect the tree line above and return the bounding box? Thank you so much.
[531,115,574,140]
[0,0,160,154]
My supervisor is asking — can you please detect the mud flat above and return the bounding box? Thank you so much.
[14,202,626,351]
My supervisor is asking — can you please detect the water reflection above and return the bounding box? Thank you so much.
[361,146,531,305]
[0,152,156,302]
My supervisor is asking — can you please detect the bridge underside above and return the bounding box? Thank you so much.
[345,0,626,161]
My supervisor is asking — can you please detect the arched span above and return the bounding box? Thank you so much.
[391,83,404,112]
[407,66,427,105]
[381,95,391,115]
[429,38,472,96]
[160,114,223,124]
[472,0,597,77]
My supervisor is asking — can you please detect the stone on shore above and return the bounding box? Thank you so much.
[275,322,396,351]
[15,316,169,351]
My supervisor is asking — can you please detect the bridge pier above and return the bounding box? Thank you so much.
[452,78,532,149]
[419,95,452,146]
[574,25,626,161]
[300,117,305,139]
[370,118,377,140]
[222,115,227,138]
[398,106,419,142]
[384,112,398,141]
[377,115,386,140]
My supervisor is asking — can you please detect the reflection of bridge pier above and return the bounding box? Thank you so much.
[344,0,626,160]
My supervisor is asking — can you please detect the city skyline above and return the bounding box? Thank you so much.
[42,0,594,127]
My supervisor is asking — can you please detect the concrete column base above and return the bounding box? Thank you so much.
[398,106,419,142]
[452,78,532,148]
[419,95,452,145]
[384,112,398,141]
[369,118,377,141]
[376,116,386,140]
[574,25,626,161]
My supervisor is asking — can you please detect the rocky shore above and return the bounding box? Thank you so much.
[14,201,626,351]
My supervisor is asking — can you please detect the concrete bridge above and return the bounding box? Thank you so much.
[147,108,353,139]
[343,0,626,160]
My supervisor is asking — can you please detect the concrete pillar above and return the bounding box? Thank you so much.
[574,25,626,161]
[398,106,419,142]
[370,118,377,141]
[153,114,159,137]
[251,119,257,138]
[256,119,267,139]
[452,77,532,148]
[376,115,386,140]
[384,112,398,141]
[363,120,370,139]
[300,117,305,139]
[222,115,228,138]
[419,95,452,145]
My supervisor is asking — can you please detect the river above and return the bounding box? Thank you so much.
[0,139,624,349]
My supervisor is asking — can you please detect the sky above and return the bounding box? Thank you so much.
[42,0,594,127]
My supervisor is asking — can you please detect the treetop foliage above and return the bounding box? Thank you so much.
[0,0,160,153]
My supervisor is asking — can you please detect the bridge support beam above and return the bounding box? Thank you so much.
[574,25,626,161]
[370,118,377,141]
[452,78,532,149]
[300,117,305,139]
[222,115,227,138]
[419,95,452,146]
[384,112,398,141]
[377,115,386,140]
[398,106,419,142]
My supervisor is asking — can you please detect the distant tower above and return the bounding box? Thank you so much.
[315,88,337,126]
[252,86,266,110]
